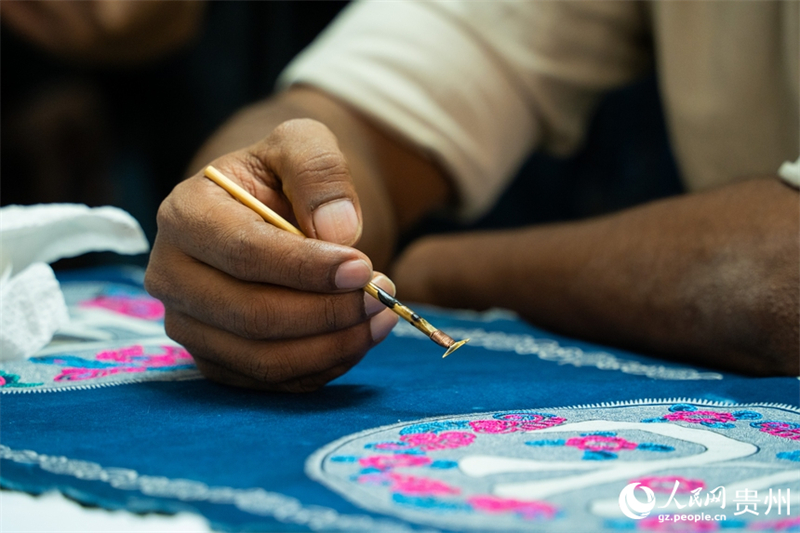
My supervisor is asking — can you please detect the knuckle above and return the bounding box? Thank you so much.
[219,225,263,281]
[321,295,340,332]
[191,357,232,386]
[301,240,343,290]
[270,118,331,143]
[143,265,169,303]
[249,352,297,385]
[277,246,306,287]
[155,195,177,233]
[294,150,349,185]
[315,293,361,333]
[163,311,190,347]
[156,180,195,228]
[235,295,276,340]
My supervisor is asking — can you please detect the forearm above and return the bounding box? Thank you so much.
[189,87,451,269]
[395,178,799,375]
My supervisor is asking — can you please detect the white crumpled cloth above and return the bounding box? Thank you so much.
[0,204,149,360]
[778,156,800,189]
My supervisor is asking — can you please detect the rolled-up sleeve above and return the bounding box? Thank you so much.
[279,1,650,220]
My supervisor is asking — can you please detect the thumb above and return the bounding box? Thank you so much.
[255,118,362,246]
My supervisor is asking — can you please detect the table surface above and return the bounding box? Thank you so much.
[2,268,798,533]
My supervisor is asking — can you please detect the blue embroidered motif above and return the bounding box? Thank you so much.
[776,450,800,462]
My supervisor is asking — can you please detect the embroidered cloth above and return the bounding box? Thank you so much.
[2,268,798,532]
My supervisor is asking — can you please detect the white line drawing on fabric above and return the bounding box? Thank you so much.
[306,399,800,532]
[460,420,758,499]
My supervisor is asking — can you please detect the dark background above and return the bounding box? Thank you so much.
[1,1,683,266]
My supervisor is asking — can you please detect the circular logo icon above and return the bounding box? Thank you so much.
[618,482,655,519]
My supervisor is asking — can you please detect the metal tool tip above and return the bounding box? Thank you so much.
[442,338,469,358]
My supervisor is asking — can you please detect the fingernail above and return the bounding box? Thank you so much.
[364,273,396,316]
[313,200,360,245]
[370,309,399,343]
[335,259,372,290]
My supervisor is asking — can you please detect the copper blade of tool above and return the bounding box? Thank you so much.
[204,165,468,357]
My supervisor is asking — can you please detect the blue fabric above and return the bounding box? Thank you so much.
[1,268,797,532]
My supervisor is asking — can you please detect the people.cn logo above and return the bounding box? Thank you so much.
[618,482,656,519]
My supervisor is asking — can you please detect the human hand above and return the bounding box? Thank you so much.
[394,178,800,376]
[145,119,399,392]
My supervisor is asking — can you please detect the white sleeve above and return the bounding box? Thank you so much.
[278,1,650,220]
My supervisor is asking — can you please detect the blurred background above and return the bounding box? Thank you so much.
[0,0,683,267]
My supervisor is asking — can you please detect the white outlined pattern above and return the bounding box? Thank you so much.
[306,399,800,532]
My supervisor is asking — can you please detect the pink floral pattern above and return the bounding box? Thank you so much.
[398,431,475,451]
[752,421,800,440]
[469,414,565,434]
[79,295,165,320]
[467,495,558,520]
[33,345,194,382]
[663,410,736,426]
[359,473,460,496]
[565,435,638,452]
[643,404,762,429]
[358,454,431,471]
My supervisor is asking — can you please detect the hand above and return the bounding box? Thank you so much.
[393,178,799,376]
[145,118,398,392]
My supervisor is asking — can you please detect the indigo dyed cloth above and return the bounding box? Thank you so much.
[2,268,798,532]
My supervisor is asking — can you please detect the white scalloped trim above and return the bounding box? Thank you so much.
[0,446,437,533]
[393,322,724,380]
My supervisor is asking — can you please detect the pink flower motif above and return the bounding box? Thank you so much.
[664,410,736,426]
[97,345,145,362]
[469,420,519,434]
[565,435,638,452]
[497,413,567,431]
[387,473,460,496]
[50,345,194,382]
[468,495,557,520]
[96,345,192,367]
[638,515,719,531]
[80,295,165,320]
[470,415,565,434]
[634,476,704,493]
[399,431,475,451]
[520,418,566,430]
[756,421,800,440]
[54,367,135,382]
[358,454,431,471]
[356,472,460,496]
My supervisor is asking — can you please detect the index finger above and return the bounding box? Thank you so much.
[155,174,373,293]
